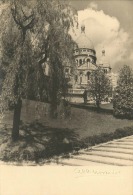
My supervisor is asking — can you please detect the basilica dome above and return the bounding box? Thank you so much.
[75,25,94,50]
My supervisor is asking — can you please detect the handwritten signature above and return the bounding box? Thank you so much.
[74,168,121,177]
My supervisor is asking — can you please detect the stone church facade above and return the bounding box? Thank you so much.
[65,25,113,102]
[43,24,117,103]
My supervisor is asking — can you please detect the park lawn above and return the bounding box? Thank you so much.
[2,106,133,139]
[37,106,133,139]
[0,105,133,163]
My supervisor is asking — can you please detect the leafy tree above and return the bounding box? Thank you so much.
[33,0,77,118]
[0,0,77,141]
[113,65,133,119]
[88,67,112,108]
[1,1,36,141]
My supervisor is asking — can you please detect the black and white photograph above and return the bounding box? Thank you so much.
[0,0,133,194]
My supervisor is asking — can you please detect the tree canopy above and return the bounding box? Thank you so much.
[0,0,77,140]
[113,65,133,118]
[88,67,112,108]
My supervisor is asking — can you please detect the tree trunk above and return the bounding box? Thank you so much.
[50,102,58,119]
[49,76,58,119]
[96,100,100,109]
[83,90,87,104]
[12,98,22,141]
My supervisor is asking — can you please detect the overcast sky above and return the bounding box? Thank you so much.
[69,0,133,72]
[0,0,133,72]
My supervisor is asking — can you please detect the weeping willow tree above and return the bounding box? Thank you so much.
[33,0,77,118]
[0,0,77,141]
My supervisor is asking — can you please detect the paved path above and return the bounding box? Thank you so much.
[53,135,133,166]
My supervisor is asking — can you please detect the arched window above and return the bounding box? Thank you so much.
[79,59,82,65]
[87,59,90,63]
[75,75,78,82]
[87,72,91,80]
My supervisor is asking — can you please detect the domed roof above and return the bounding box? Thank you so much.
[75,25,94,50]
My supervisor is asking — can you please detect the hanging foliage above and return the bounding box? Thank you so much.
[0,0,77,140]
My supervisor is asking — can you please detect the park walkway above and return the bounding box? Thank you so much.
[53,135,133,166]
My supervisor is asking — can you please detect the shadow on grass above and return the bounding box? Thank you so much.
[0,121,81,163]
[0,121,133,164]
[70,103,113,115]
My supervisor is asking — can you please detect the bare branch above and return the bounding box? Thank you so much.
[11,2,35,43]
[11,5,23,29]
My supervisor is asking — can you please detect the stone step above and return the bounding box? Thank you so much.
[101,144,133,150]
[53,135,133,166]
[112,136,133,142]
[125,135,133,138]
[55,158,112,166]
[80,150,133,161]
[114,141,133,146]
[117,138,132,143]
[73,154,133,166]
[93,147,133,155]
[124,137,133,141]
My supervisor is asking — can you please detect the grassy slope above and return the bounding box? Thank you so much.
[0,105,133,162]
[2,106,133,139]
[39,107,133,138]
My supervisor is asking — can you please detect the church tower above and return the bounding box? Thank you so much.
[99,49,111,74]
